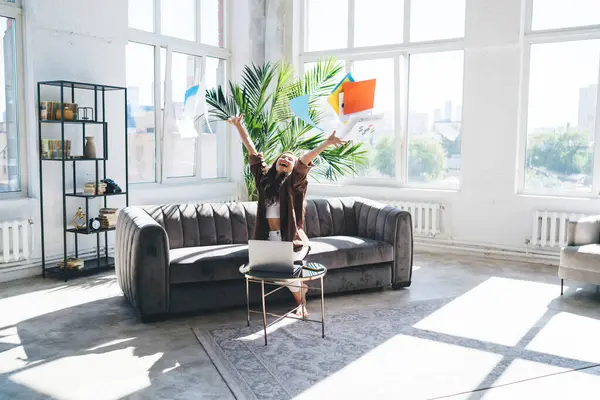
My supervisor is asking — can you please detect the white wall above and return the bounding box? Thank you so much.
[308,0,600,255]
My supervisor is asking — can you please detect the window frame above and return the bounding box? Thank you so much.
[516,0,600,197]
[127,0,231,186]
[299,0,466,189]
[0,1,26,199]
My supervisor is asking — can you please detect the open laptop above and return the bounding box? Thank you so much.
[247,240,297,274]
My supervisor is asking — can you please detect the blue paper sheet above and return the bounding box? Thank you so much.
[289,95,324,132]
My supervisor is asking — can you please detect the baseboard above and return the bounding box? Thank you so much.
[414,239,560,266]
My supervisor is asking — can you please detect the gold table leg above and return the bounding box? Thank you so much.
[320,276,325,338]
[246,277,250,327]
[261,280,267,346]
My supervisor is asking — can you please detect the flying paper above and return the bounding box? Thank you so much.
[342,79,376,114]
[337,110,384,140]
[176,80,213,138]
[327,73,354,115]
[289,95,324,132]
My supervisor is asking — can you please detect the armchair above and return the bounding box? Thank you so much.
[559,216,600,295]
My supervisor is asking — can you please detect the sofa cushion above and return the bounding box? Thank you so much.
[169,235,393,284]
[170,244,248,284]
[560,244,600,273]
[305,236,393,270]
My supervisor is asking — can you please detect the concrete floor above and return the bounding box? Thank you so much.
[1,254,600,399]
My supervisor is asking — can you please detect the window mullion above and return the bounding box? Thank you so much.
[399,53,409,184]
[592,53,600,195]
[404,0,411,43]
[155,0,162,35]
[516,43,532,193]
[347,0,355,48]
[196,0,202,44]
[154,45,164,183]
[163,47,173,182]
[523,0,533,35]
[195,56,206,180]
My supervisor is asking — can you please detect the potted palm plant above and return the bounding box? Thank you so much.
[205,58,367,200]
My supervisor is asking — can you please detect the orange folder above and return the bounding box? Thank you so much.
[342,79,376,114]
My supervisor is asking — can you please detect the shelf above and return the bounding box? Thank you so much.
[45,257,115,278]
[39,80,126,91]
[40,119,106,125]
[41,157,106,162]
[66,227,116,235]
[65,192,126,198]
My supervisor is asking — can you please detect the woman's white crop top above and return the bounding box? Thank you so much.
[265,201,280,218]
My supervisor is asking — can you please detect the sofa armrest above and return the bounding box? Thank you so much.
[567,216,600,246]
[115,207,170,321]
[354,199,413,288]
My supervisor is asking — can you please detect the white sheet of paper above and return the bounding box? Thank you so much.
[338,111,385,140]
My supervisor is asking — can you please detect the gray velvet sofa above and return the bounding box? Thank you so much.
[559,215,600,294]
[115,197,413,321]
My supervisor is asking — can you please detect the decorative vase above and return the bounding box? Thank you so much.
[84,136,96,158]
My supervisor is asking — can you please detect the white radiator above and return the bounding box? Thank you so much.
[381,201,444,237]
[531,211,591,248]
[0,219,34,263]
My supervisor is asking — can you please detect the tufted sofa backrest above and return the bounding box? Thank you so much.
[141,197,364,250]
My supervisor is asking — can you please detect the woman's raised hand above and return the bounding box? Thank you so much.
[227,114,245,127]
[325,131,348,148]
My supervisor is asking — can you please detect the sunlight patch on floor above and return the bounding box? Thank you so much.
[0,345,30,374]
[469,363,600,399]
[0,282,121,328]
[294,334,502,400]
[9,347,162,400]
[0,326,20,344]
[86,337,136,352]
[162,361,180,373]
[525,312,600,364]
[490,358,574,388]
[414,277,558,346]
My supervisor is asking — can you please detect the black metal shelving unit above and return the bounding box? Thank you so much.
[38,80,129,281]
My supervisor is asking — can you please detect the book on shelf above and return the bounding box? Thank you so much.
[99,208,119,228]
[83,182,107,195]
[57,257,84,270]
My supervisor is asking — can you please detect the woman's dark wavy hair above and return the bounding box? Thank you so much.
[259,152,294,206]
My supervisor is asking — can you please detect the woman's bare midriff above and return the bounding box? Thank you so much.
[267,218,281,231]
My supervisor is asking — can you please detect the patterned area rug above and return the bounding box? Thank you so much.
[193,297,600,400]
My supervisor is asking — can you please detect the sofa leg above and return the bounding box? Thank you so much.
[392,281,411,290]
[560,279,564,296]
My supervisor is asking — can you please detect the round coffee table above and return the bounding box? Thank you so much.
[239,262,327,345]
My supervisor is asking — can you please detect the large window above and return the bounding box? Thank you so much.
[127,0,228,184]
[520,1,600,196]
[302,0,465,188]
[0,4,22,195]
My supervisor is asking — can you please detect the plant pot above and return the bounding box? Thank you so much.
[84,136,96,158]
